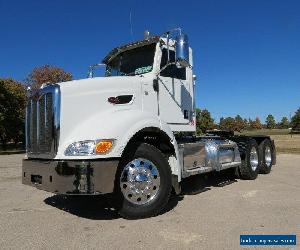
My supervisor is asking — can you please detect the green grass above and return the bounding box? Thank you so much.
[237,129,290,136]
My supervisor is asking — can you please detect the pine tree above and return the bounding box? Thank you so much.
[291,108,300,131]
[265,114,276,129]
[279,117,290,129]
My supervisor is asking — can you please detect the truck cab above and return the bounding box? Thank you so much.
[22,29,276,219]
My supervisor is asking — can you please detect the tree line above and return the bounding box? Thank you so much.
[196,108,300,134]
[0,65,72,150]
[1,65,300,149]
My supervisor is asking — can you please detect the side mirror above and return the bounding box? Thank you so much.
[175,33,190,68]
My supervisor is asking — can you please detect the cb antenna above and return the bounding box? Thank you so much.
[129,9,134,40]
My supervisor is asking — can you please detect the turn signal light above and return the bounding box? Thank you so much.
[95,140,114,154]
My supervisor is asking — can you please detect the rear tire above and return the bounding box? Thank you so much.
[239,139,260,180]
[259,139,273,174]
[115,143,172,219]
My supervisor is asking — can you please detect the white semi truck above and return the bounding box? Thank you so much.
[23,29,276,219]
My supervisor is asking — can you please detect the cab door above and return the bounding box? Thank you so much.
[158,48,193,125]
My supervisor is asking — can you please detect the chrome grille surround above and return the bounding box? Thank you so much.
[26,84,60,158]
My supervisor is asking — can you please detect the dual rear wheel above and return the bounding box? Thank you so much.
[238,139,274,180]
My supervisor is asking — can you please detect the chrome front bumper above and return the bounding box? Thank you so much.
[22,159,119,194]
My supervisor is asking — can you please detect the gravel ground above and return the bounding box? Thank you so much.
[0,154,299,250]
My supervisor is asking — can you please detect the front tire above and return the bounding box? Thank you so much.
[115,143,172,219]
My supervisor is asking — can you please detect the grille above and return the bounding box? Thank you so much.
[26,85,60,156]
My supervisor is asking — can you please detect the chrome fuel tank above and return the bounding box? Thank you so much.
[179,138,241,177]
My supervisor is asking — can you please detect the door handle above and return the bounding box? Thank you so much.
[153,79,159,92]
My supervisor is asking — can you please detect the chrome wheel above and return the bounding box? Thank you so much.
[120,158,160,205]
[250,147,259,171]
[265,146,272,167]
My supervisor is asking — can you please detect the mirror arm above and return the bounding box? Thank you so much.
[88,65,94,78]
[88,63,106,78]
[156,62,176,77]
[166,32,170,63]
[87,63,106,78]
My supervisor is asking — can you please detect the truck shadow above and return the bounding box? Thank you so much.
[181,169,238,195]
[44,194,120,220]
[44,170,237,220]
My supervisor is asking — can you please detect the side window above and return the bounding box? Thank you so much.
[160,48,186,80]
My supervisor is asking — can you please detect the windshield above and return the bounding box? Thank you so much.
[105,43,156,76]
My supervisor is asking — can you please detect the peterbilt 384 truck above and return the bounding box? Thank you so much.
[22,29,276,219]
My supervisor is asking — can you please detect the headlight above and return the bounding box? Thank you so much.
[65,139,114,156]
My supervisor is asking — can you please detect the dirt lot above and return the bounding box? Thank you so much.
[0,154,299,250]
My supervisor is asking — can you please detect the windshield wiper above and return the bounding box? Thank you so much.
[124,71,138,76]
